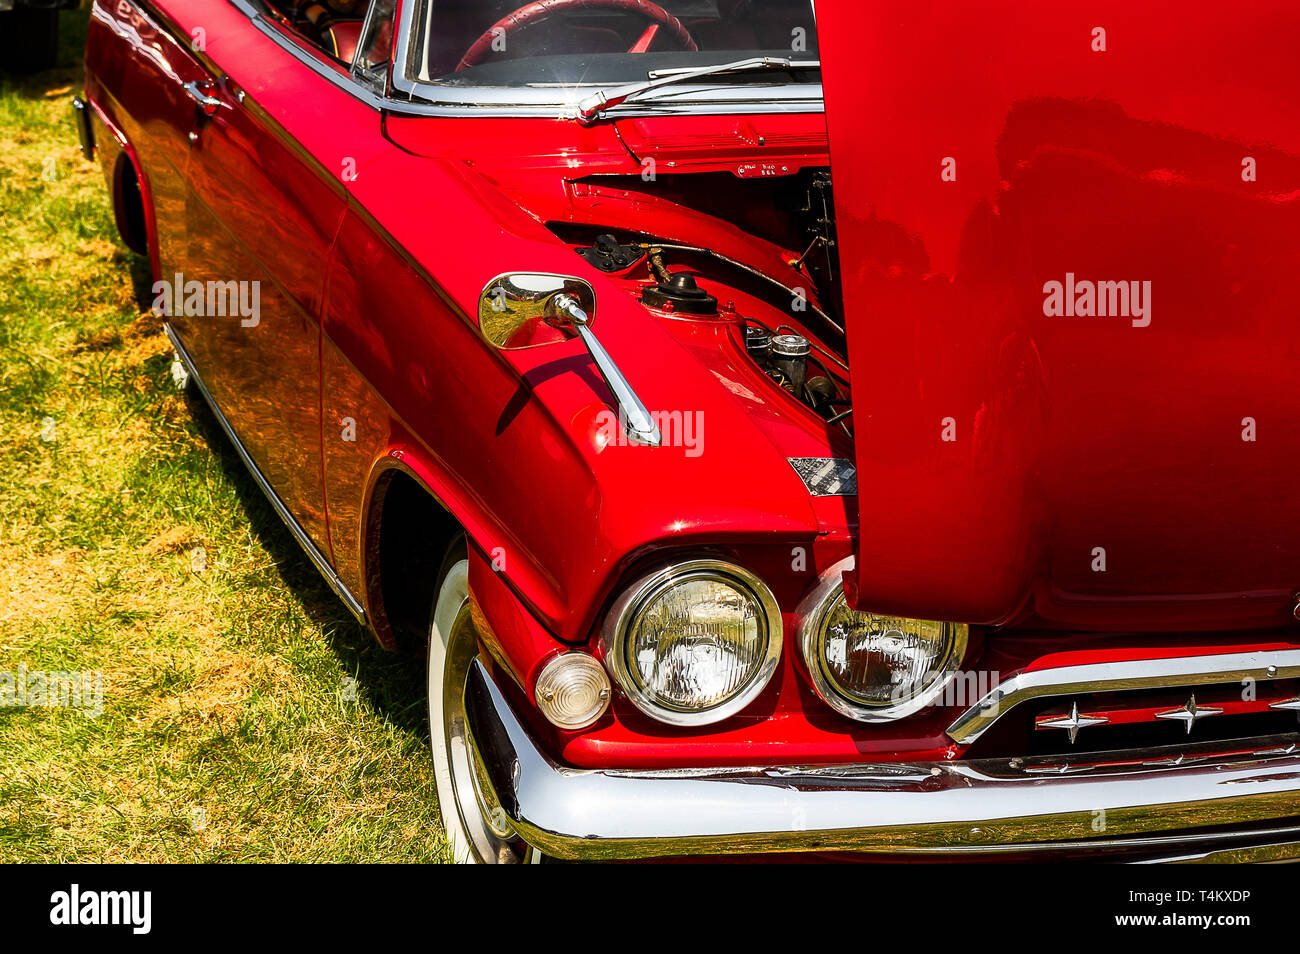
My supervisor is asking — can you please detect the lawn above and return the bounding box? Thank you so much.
[0,9,449,862]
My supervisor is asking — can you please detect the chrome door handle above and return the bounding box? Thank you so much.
[182,80,222,116]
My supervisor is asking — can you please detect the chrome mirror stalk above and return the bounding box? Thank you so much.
[477,273,661,448]
[549,294,661,447]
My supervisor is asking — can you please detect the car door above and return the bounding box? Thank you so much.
[169,0,386,560]
[85,0,211,283]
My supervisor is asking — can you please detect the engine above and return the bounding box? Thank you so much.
[556,168,851,435]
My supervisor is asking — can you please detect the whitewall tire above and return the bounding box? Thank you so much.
[426,547,539,864]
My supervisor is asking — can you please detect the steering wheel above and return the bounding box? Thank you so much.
[456,0,700,72]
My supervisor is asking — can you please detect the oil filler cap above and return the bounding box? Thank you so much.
[641,273,719,316]
[771,333,811,357]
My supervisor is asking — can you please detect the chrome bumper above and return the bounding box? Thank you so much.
[466,661,1300,861]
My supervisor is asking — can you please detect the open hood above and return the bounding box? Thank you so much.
[817,1,1300,631]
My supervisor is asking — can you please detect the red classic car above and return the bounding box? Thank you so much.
[78,0,1300,862]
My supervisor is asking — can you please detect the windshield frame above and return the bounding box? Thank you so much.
[388,0,824,117]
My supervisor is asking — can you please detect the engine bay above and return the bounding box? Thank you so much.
[552,167,851,438]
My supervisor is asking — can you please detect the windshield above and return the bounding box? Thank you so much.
[408,0,818,88]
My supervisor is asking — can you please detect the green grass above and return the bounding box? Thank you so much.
[0,9,449,862]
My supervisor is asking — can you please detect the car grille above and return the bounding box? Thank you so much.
[965,680,1300,759]
[948,647,1300,761]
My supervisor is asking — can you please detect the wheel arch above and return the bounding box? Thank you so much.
[360,455,463,651]
[111,148,151,260]
[357,448,569,689]
[86,94,160,279]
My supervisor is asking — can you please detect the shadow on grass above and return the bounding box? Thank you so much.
[126,250,154,312]
[178,381,432,743]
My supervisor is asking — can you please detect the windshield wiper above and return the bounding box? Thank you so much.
[568,56,820,125]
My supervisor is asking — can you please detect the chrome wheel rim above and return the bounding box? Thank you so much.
[429,564,535,864]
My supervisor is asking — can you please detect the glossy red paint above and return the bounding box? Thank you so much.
[336,138,840,643]
[84,0,1300,784]
[85,0,851,740]
[818,1,1300,632]
[86,0,209,281]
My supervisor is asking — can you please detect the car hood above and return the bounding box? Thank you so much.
[818,0,1300,631]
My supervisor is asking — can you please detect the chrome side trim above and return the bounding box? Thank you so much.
[1141,838,1300,864]
[946,649,1300,744]
[164,323,367,622]
[226,0,387,112]
[397,82,826,120]
[466,659,1300,860]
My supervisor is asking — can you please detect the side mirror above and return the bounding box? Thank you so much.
[478,273,661,447]
[478,274,596,350]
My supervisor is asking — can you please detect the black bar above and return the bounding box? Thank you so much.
[0,862,1287,941]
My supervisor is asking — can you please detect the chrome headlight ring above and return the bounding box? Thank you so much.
[796,558,969,723]
[599,559,783,727]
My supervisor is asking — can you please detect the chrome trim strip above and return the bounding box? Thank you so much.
[398,82,826,119]
[257,17,387,111]
[225,0,391,112]
[1140,838,1300,864]
[465,659,1300,860]
[388,0,421,94]
[164,324,367,622]
[947,649,1300,745]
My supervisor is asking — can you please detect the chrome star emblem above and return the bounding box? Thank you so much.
[1155,694,1224,735]
[1036,700,1110,743]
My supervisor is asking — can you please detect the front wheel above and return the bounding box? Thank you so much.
[426,539,538,863]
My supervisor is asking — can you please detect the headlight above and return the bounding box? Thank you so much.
[798,560,968,721]
[600,560,782,726]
